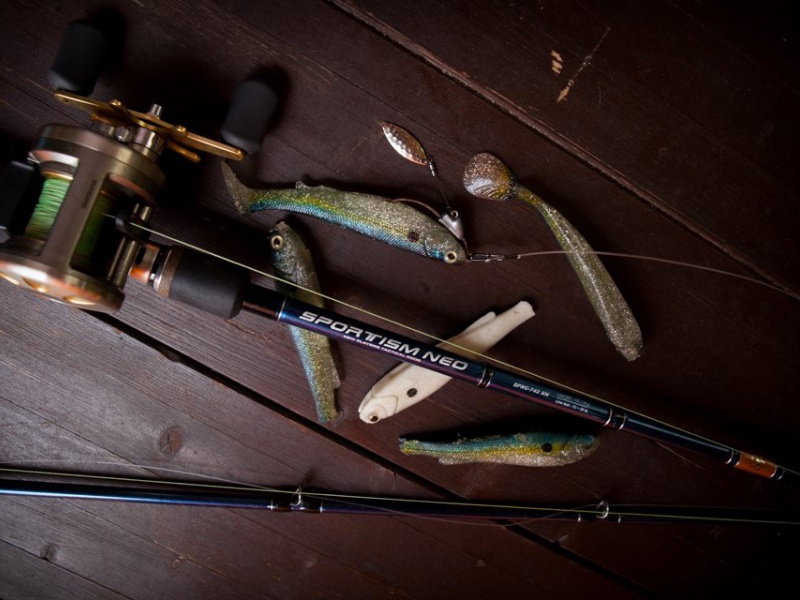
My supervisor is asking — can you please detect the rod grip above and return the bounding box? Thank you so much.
[153,247,249,319]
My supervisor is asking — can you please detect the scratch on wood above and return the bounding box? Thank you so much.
[550,50,563,75]
[557,27,610,103]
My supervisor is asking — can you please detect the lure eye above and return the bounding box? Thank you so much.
[270,234,284,250]
[444,251,459,264]
[541,443,553,453]
[407,231,420,242]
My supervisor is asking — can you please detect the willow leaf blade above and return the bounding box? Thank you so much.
[381,121,430,166]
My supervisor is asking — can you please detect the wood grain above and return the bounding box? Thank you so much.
[1,0,798,598]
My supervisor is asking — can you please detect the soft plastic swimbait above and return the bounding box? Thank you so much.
[399,430,599,467]
[269,221,340,422]
[359,301,534,423]
[463,152,643,361]
[223,163,466,264]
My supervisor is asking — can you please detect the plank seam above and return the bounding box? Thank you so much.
[326,0,796,296]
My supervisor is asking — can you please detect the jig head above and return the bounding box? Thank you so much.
[380,121,465,241]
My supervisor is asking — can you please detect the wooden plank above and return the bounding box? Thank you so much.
[0,0,799,597]
[0,539,129,600]
[330,0,800,290]
[0,283,642,599]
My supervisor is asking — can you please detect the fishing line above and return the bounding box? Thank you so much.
[127,221,800,482]
[498,249,798,301]
[0,463,284,493]
[26,174,116,265]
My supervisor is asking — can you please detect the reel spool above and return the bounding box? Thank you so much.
[0,94,244,312]
[0,17,276,312]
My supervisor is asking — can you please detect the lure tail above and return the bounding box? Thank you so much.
[221,161,252,214]
[463,153,643,361]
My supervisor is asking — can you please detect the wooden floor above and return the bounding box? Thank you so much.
[1,1,799,598]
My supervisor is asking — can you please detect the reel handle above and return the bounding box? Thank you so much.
[48,19,109,95]
[221,78,279,155]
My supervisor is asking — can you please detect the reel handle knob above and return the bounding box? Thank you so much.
[48,20,108,95]
[221,78,278,155]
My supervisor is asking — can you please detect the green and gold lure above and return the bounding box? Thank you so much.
[269,221,341,423]
[222,163,466,265]
[400,431,599,467]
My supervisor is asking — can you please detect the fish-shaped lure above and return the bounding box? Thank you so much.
[359,301,535,423]
[269,221,341,422]
[222,163,466,264]
[463,153,643,361]
[399,431,599,467]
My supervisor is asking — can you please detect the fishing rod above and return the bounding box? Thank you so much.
[0,16,795,497]
[0,110,794,486]
[122,235,794,485]
[2,470,799,525]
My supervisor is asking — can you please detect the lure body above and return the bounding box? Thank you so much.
[223,163,466,264]
[269,221,340,422]
[530,199,642,361]
[359,301,535,423]
[463,153,643,361]
[399,431,599,467]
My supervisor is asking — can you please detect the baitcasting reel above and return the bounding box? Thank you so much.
[0,17,276,312]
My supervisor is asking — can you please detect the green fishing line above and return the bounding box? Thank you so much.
[25,177,113,261]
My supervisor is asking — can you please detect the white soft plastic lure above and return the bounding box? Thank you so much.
[358,301,535,423]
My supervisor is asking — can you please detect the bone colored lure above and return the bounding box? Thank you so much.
[399,431,599,467]
[463,153,643,361]
[222,163,466,264]
[269,221,341,422]
[359,301,535,423]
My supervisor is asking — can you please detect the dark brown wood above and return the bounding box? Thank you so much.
[1,0,799,598]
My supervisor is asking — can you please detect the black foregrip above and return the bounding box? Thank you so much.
[158,248,249,319]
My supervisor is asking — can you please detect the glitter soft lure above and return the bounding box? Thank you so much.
[269,221,341,422]
[399,431,599,467]
[222,163,466,264]
[463,153,643,361]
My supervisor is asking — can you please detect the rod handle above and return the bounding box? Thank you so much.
[132,244,249,319]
